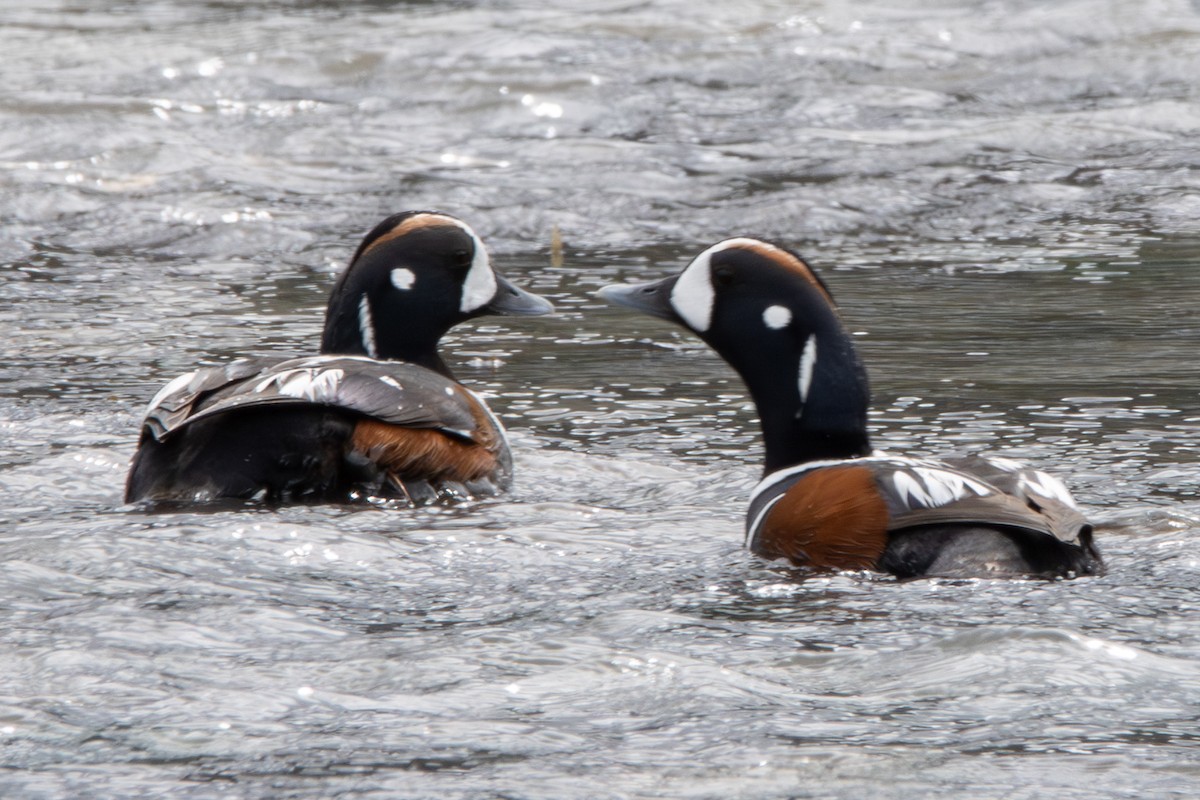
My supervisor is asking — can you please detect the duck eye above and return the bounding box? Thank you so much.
[713,266,736,287]
[451,249,473,269]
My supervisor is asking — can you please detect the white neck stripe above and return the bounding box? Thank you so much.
[358,295,378,358]
[798,334,818,403]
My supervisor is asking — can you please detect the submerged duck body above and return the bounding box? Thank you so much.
[600,238,1102,579]
[126,211,552,506]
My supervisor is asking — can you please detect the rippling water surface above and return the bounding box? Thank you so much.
[3,1,1200,797]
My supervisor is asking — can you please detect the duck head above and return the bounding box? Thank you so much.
[321,211,553,376]
[600,237,871,473]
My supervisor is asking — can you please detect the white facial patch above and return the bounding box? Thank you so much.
[670,238,787,333]
[358,295,378,358]
[763,304,792,330]
[448,218,497,313]
[670,249,715,332]
[798,334,817,403]
[391,267,416,291]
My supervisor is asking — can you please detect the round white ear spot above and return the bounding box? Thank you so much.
[763,304,792,330]
[391,268,416,290]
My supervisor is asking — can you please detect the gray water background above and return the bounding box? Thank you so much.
[3,1,1200,797]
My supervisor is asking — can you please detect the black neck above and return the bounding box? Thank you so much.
[319,302,455,379]
[755,396,872,475]
[726,331,872,475]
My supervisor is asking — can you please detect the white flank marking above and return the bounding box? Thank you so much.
[763,304,791,330]
[746,492,788,547]
[748,463,822,509]
[390,267,416,291]
[798,334,818,403]
[358,295,378,358]
[450,219,498,313]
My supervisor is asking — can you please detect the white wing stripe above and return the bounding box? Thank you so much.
[892,471,933,507]
[146,370,196,414]
[253,368,345,401]
[893,467,992,509]
[1019,473,1079,508]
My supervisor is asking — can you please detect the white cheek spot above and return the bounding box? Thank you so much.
[763,304,791,330]
[798,334,817,403]
[390,267,416,291]
[358,295,378,358]
[670,250,715,332]
[444,386,455,396]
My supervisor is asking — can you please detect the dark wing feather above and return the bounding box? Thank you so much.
[141,357,277,440]
[749,455,1092,553]
[140,355,484,444]
[873,457,1091,547]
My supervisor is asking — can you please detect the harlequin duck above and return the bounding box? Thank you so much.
[125,211,553,506]
[600,238,1102,579]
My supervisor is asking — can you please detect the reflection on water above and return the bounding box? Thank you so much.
[3,1,1200,797]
